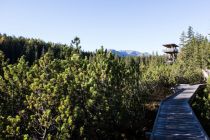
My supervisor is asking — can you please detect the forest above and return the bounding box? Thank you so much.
[0,26,209,139]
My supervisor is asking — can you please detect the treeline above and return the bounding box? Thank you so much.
[0,34,87,64]
[0,26,209,139]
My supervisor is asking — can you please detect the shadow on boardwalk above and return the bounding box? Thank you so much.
[150,84,209,140]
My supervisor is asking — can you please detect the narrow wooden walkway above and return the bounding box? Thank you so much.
[150,84,209,140]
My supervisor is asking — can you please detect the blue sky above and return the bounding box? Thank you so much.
[1,0,210,53]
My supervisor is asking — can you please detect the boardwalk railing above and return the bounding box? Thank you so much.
[150,84,209,140]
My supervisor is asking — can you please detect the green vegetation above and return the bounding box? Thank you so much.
[192,85,210,135]
[0,26,209,139]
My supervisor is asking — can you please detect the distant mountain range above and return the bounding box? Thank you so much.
[108,49,149,57]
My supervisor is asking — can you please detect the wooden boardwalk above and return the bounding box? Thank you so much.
[150,84,209,140]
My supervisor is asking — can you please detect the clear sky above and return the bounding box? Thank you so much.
[1,0,210,53]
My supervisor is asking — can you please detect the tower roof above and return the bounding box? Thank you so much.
[163,43,179,48]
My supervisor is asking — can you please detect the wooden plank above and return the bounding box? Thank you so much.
[150,84,209,140]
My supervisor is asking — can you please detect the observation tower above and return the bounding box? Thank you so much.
[163,44,179,63]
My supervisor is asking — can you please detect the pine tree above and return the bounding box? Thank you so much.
[180,31,187,47]
[187,26,194,40]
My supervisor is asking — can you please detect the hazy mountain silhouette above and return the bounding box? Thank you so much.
[108,49,149,57]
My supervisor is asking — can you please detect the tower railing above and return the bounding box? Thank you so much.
[163,48,178,53]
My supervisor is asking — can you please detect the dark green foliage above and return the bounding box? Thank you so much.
[0,34,85,65]
[192,86,210,135]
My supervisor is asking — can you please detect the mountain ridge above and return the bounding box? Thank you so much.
[108,49,149,57]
